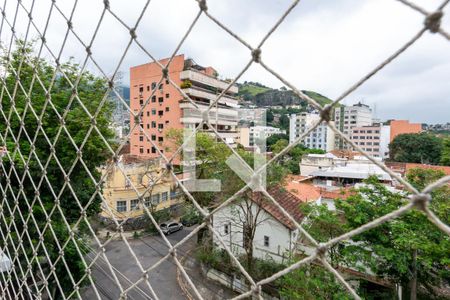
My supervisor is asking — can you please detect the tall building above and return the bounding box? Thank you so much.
[334,102,372,149]
[289,112,335,152]
[238,126,286,148]
[129,55,239,159]
[389,120,422,142]
[350,123,390,158]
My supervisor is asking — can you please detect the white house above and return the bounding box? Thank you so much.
[212,187,305,263]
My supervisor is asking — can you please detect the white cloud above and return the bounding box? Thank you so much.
[1,0,449,123]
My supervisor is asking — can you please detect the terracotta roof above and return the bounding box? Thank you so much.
[386,162,450,176]
[318,187,355,200]
[405,163,450,176]
[253,186,306,230]
[284,181,321,202]
[329,149,360,159]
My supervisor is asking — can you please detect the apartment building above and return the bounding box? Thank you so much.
[350,123,390,158]
[389,120,422,141]
[334,102,372,149]
[289,112,335,151]
[129,54,239,159]
[238,126,286,148]
[100,155,184,222]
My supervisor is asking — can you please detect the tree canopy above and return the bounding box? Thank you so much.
[298,171,449,298]
[0,41,115,297]
[389,133,443,165]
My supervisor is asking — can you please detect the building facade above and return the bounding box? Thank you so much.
[289,112,335,151]
[389,120,422,142]
[334,102,372,149]
[238,126,286,148]
[129,54,239,159]
[212,187,304,263]
[100,156,184,221]
[350,123,390,158]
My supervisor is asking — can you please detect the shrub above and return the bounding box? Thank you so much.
[180,79,192,89]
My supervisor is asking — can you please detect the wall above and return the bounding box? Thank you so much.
[389,120,422,142]
[100,158,183,221]
[129,54,185,159]
[213,200,297,263]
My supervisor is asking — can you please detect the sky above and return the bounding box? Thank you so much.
[1,0,449,124]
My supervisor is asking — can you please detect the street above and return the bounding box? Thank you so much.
[81,226,235,299]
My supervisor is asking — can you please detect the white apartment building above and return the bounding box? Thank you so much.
[334,102,373,149]
[238,126,286,148]
[289,113,335,151]
[350,123,390,158]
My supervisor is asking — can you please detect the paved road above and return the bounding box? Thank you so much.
[81,226,235,299]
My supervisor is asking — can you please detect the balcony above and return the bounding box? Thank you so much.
[180,69,239,94]
[183,87,239,107]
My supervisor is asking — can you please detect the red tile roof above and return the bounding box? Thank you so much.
[285,181,321,202]
[318,187,355,200]
[253,187,306,230]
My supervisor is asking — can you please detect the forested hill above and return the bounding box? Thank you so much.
[237,81,332,108]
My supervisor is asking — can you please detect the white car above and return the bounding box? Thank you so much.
[159,221,183,235]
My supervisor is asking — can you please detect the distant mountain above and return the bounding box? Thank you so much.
[237,82,332,108]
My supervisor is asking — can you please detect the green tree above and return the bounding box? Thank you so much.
[389,133,443,165]
[0,41,114,297]
[278,264,352,300]
[279,113,290,131]
[165,128,288,207]
[337,173,450,298]
[266,133,289,148]
[440,138,450,166]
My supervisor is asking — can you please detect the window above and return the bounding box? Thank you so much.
[151,121,156,128]
[139,99,143,105]
[147,149,150,154]
[165,120,169,124]
[158,110,163,116]
[151,194,160,204]
[158,123,164,130]
[144,197,151,207]
[117,201,126,212]
[139,87,143,93]
[151,82,156,90]
[147,86,150,91]
[158,97,163,103]
[152,109,156,115]
[139,136,144,142]
[146,124,150,129]
[158,136,163,142]
[139,147,143,153]
[161,192,168,202]
[264,236,270,247]
[165,79,169,84]
[165,107,169,112]
[165,93,169,98]
[151,96,156,103]
[158,83,163,90]
[146,111,150,117]
[151,135,156,141]
[151,147,156,153]
[130,199,139,210]
[224,224,229,235]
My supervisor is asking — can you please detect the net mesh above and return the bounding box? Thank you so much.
[0,0,449,299]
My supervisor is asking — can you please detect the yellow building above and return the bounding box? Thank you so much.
[100,155,184,221]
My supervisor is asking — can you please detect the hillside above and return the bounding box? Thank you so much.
[237,82,332,108]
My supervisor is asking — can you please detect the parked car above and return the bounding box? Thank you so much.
[159,221,183,235]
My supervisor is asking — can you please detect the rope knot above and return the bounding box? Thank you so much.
[412,193,431,211]
[424,11,443,33]
[320,104,333,123]
[251,48,261,63]
[198,0,207,11]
